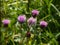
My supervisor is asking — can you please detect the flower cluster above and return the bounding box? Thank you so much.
[2,10,48,28]
[2,9,48,38]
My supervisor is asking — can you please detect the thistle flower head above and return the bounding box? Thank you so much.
[32,10,39,17]
[2,19,10,24]
[18,15,26,23]
[40,21,48,28]
[27,17,37,25]
[2,19,10,27]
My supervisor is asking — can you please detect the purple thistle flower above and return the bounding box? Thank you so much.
[40,21,48,28]
[18,15,26,23]
[27,17,37,25]
[2,19,10,27]
[32,10,39,17]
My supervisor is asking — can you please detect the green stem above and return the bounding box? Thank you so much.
[3,0,6,15]
[51,3,60,16]
[48,5,51,15]
[51,3,60,13]
[40,15,50,20]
